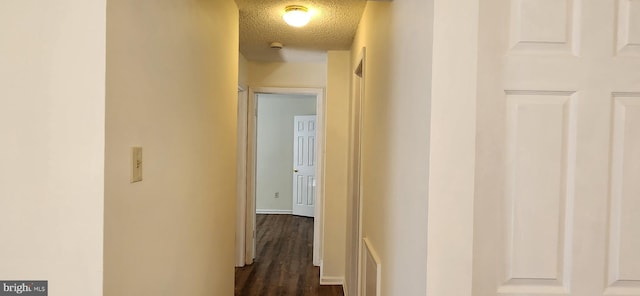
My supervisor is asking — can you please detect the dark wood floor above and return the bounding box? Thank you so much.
[235,214,344,296]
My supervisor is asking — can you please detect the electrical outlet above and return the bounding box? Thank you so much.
[274,192,279,198]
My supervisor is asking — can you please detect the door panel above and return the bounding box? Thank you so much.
[474,0,640,295]
[501,91,576,293]
[608,94,640,295]
[292,115,316,217]
[498,91,577,294]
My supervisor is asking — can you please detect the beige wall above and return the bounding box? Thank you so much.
[239,53,249,90]
[0,1,106,295]
[323,51,351,282]
[256,94,316,212]
[348,1,434,295]
[104,0,238,295]
[248,61,327,88]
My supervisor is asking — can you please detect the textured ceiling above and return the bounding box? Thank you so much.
[236,0,366,62]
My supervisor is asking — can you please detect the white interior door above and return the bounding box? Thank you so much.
[474,0,640,295]
[292,115,316,217]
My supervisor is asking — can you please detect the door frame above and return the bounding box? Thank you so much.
[347,48,365,296]
[236,86,248,267]
[237,87,325,267]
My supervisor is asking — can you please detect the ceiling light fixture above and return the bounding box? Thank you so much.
[283,5,311,27]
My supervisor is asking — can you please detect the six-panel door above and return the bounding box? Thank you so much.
[474,0,640,295]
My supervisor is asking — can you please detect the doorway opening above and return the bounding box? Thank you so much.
[255,94,317,217]
[236,87,325,268]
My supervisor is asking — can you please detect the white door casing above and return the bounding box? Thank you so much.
[236,87,248,267]
[292,115,317,218]
[346,48,365,296]
[473,0,640,296]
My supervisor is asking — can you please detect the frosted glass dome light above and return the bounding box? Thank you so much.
[283,5,311,27]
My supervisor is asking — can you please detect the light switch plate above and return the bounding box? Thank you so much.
[131,146,142,183]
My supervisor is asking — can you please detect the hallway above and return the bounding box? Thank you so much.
[7,0,639,295]
[235,215,343,296]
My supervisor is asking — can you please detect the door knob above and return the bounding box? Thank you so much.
[294,169,299,173]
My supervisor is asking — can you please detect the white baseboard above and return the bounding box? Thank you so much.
[342,282,349,296]
[320,276,344,286]
[256,209,292,215]
[319,261,345,286]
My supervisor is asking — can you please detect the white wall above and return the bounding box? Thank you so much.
[249,61,327,88]
[0,1,106,295]
[104,0,238,295]
[323,51,351,281]
[348,1,434,295]
[256,94,316,212]
[427,0,479,295]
